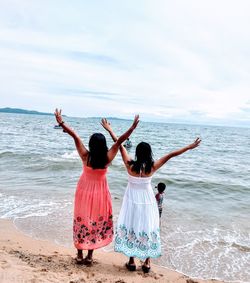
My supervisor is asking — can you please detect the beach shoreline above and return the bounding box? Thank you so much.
[0,219,224,283]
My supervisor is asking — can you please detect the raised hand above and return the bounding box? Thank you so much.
[54,108,64,125]
[101,115,139,132]
[132,115,140,129]
[101,118,113,132]
[106,115,139,163]
[188,138,201,149]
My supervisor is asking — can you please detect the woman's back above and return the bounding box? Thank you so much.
[125,174,154,204]
[115,172,161,260]
[81,165,107,180]
[74,164,113,250]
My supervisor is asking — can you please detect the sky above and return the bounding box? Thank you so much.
[0,0,250,127]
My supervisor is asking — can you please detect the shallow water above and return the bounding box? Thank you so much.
[0,113,249,282]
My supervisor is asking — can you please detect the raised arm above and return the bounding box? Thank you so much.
[101,118,132,167]
[101,116,138,165]
[54,109,88,161]
[153,138,201,172]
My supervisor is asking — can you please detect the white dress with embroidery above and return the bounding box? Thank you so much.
[115,174,161,259]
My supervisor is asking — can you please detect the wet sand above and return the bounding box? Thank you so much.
[0,219,224,283]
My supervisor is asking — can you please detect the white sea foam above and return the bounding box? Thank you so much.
[159,226,250,282]
[61,150,79,160]
[42,150,79,162]
[0,193,58,219]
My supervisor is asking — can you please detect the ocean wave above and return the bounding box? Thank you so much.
[166,178,249,193]
[231,242,250,253]
[61,151,79,160]
[0,194,59,219]
[0,150,80,164]
[0,151,41,161]
[159,226,250,282]
[0,151,15,157]
[42,150,80,162]
[12,211,52,219]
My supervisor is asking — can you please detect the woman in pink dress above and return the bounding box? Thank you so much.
[54,109,139,265]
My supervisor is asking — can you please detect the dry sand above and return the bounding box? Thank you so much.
[0,219,223,283]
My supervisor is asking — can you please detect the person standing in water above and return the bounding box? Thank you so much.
[155,182,166,218]
[101,118,201,273]
[124,138,132,149]
[54,109,139,265]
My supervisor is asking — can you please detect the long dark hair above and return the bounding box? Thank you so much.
[128,142,154,174]
[87,133,108,169]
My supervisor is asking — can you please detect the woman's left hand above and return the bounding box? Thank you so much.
[188,137,201,149]
[54,108,64,124]
[101,118,113,132]
[131,114,139,129]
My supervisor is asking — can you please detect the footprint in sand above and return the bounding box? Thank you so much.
[69,279,86,283]
[0,259,11,268]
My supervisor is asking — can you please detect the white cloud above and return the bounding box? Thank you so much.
[0,0,250,126]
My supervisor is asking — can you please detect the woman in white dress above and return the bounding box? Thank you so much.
[101,119,201,273]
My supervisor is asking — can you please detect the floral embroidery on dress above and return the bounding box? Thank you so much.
[73,215,113,246]
[115,225,161,259]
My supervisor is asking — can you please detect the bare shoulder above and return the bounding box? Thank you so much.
[126,168,154,177]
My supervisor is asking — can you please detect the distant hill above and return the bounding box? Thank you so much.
[88,116,132,121]
[0,107,53,116]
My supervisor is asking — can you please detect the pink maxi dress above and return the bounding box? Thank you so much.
[73,165,113,250]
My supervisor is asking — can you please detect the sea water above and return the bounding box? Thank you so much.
[0,113,249,282]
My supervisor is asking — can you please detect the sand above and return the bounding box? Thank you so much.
[0,219,223,283]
